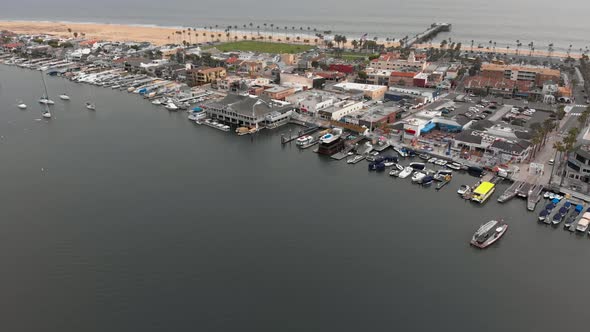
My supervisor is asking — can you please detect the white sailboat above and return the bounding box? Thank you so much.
[59,94,70,100]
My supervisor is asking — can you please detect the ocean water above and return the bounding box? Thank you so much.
[1,0,589,52]
[1,64,590,331]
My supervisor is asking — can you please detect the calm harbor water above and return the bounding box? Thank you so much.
[1,64,589,331]
[1,0,590,51]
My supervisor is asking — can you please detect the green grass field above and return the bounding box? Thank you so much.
[210,41,314,54]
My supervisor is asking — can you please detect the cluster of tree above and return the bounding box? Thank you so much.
[332,35,347,48]
[529,119,557,159]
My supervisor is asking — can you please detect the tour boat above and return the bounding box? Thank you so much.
[470,220,508,249]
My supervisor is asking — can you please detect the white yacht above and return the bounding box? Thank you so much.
[59,94,70,100]
[398,167,413,179]
[17,102,27,109]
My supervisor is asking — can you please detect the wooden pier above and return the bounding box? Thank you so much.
[517,182,532,198]
[405,23,452,47]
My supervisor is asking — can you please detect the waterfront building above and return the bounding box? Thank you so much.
[284,90,341,115]
[203,94,295,128]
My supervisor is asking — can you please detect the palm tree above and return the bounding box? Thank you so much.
[351,40,359,49]
[314,38,319,45]
[548,43,554,58]
[471,40,474,51]
[567,44,573,57]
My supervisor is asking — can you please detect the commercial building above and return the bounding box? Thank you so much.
[285,90,341,115]
[389,71,418,87]
[203,94,295,128]
[317,99,364,121]
[332,82,388,100]
[187,67,226,86]
[481,63,560,87]
[263,86,296,100]
[365,69,392,86]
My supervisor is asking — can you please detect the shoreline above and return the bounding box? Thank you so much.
[0,20,583,58]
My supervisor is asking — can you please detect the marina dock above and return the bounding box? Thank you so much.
[527,184,544,211]
[497,181,524,203]
[517,182,532,198]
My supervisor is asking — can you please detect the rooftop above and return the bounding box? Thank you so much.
[481,63,560,76]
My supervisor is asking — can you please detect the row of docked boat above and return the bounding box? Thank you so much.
[538,199,590,234]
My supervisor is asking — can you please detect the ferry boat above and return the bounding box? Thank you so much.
[470,220,508,249]
[399,167,413,179]
[317,128,344,156]
[471,181,495,204]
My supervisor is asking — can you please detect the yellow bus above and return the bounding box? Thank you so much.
[471,181,495,204]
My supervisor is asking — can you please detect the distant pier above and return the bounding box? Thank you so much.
[406,23,452,48]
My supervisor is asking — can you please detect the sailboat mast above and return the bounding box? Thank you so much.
[40,70,50,98]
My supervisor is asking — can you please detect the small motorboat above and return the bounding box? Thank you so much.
[59,94,70,100]
[428,157,438,163]
[389,169,401,177]
[457,185,470,195]
[17,102,27,109]
[538,209,549,222]
[418,153,430,160]
[165,102,178,111]
[411,172,426,183]
[548,193,555,200]
[384,161,395,167]
[151,99,162,105]
[86,102,96,110]
[393,163,404,171]
[434,159,447,166]
[421,175,434,186]
[447,162,462,170]
[399,167,413,179]
[42,110,52,119]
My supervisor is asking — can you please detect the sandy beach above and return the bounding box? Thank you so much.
[0,20,580,58]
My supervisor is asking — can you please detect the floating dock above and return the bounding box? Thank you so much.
[497,181,524,203]
[517,182,532,198]
[527,184,544,211]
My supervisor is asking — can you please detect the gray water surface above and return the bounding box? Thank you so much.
[0,64,589,331]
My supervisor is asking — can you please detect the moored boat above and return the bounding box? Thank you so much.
[470,220,508,249]
[457,184,470,195]
[399,167,413,179]
[538,209,549,222]
[411,171,426,183]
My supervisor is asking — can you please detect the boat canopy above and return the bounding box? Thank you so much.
[551,198,560,205]
[545,203,555,210]
[539,210,549,217]
[473,181,495,195]
[575,204,584,212]
[420,122,436,133]
[559,207,567,214]
[192,107,203,112]
[564,201,572,208]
